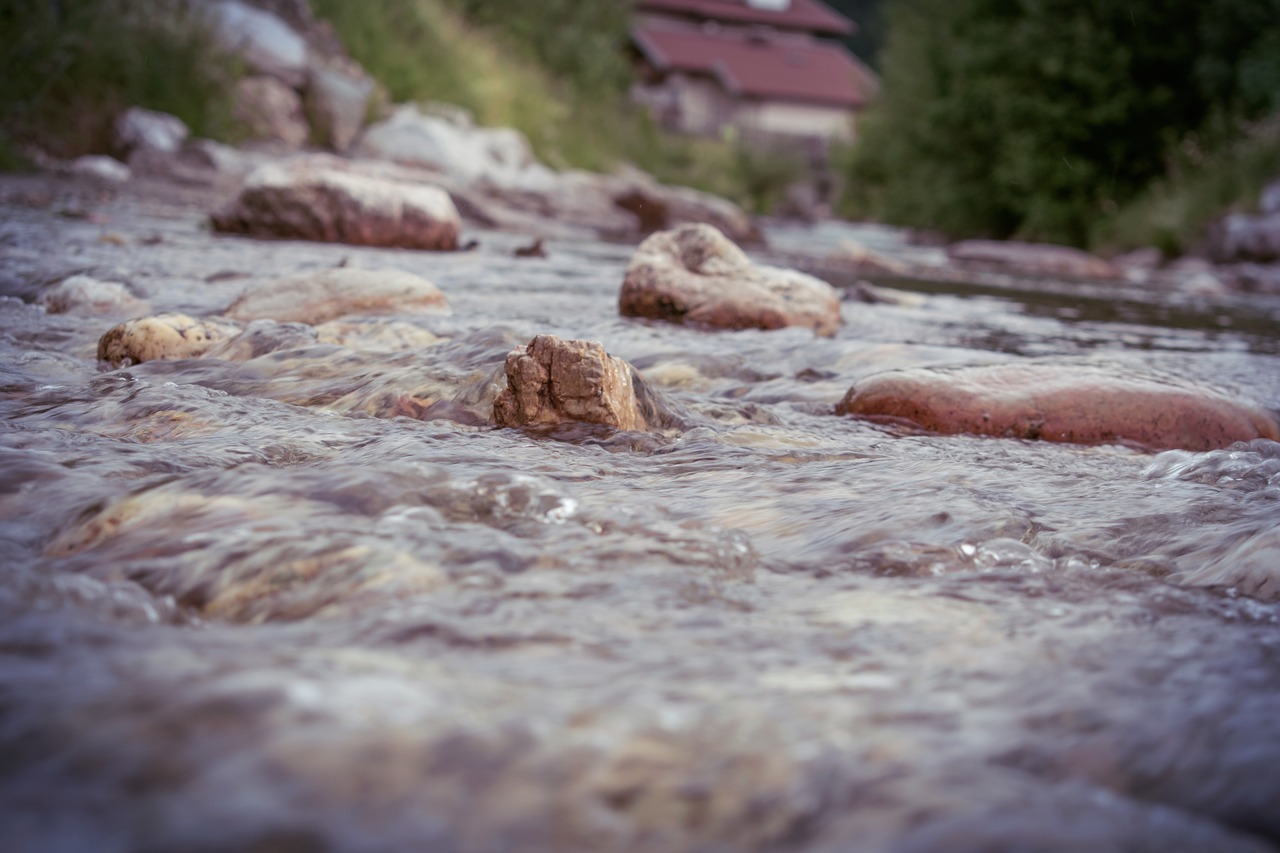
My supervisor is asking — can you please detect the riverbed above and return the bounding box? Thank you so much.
[2,174,1279,852]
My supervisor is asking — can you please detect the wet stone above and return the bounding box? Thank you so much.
[98,313,242,367]
[837,362,1280,452]
[223,267,451,326]
[619,223,842,336]
[494,335,649,431]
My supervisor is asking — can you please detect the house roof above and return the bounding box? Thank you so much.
[634,0,854,36]
[632,24,879,108]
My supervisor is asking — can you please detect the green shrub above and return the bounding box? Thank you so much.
[0,0,243,160]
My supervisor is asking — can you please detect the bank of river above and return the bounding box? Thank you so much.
[2,175,1279,852]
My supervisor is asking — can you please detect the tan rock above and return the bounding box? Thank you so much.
[836,363,1280,452]
[210,154,460,250]
[826,238,911,277]
[494,335,646,431]
[224,268,450,325]
[233,76,310,148]
[619,224,841,336]
[98,313,242,367]
[948,240,1118,280]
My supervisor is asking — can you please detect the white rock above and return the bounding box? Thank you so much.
[69,155,131,184]
[114,107,189,155]
[205,0,308,87]
[41,275,148,315]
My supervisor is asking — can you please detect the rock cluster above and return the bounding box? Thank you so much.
[211,155,460,250]
[836,363,1280,452]
[494,335,648,431]
[619,224,842,335]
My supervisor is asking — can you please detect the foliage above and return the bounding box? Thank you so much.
[0,0,243,160]
[843,0,1280,247]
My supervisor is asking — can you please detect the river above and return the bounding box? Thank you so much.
[2,176,1279,852]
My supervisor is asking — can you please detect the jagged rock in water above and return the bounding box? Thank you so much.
[836,363,1280,452]
[210,155,460,250]
[619,224,841,336]
[947,239,1119,280]
[224,267,450,326]
[41,275,148,316]
[98,313,241,367]
[494,335,650,431]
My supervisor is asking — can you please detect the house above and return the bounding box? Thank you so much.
[628,0,878,149]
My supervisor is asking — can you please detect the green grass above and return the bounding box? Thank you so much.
[0,0,244,162]
[1090,118,1280,257]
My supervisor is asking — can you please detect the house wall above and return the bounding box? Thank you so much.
[732,100,855,142]
[633,74,735,136]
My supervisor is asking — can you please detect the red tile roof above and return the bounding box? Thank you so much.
[635,0,854,36]
[632,25,878,108]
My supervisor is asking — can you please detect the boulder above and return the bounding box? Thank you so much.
[836,363,1280,452]
[224,267,450,325]
[1207,212,1280,263]
[305,62,375,152]
[947,240,1119,280]
[610,172,759,244]
[98,313,241,367]
[69,155,130,184]
[41,275,148,316]
[619,224,842,336]
[355,104,537,184]
[210,155,460,250]
[114,107,189,157]
[205,0,308,87]
[233,76,310,148]
[494,335,648,431]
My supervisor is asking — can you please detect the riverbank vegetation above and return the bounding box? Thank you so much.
[0,0,243,163]
[842,0,1280,253]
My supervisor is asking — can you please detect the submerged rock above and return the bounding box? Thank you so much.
[619,224,841,336]
[210,155,460,250]
[837,363,1280,452]
[98,313,242,367]
[224,267,450,325]
[494,335,648,431]
[948,239,1119,280]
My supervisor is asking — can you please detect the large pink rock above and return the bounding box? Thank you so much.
[211,155,460,250]
[836,363,1280,452]
[494,335,648,431]
[619,224,841,336]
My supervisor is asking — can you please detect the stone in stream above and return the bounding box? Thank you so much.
[41,274,148,316]
[836,363,1280,452]
[947,239,1119,280]
[224,267,450,325]
[98,313,242,367]
[210,155,460,250]
[619,224,842,336]
[494,335,652,431]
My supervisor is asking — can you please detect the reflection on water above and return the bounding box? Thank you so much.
[1,194,1279,852]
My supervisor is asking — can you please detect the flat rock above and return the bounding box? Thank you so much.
[836,363,1280,452]
[494,335,647,431]
[210,155,460,250]
[224,267,450,325]
[98,313,242,367]
[619,224,841,335]
[948,240,1118,280]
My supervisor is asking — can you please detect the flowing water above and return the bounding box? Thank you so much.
[2,181,1280,852]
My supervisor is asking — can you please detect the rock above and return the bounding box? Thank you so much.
[1207,212,1280,263]
[205,0,309,87]
[611,172,759,244]
[69,155,131,184]
[114,107,189,157]
[836,363,1280,452]
[41,275,148,315]
[98,313,241,367]
[947,240,1119,280]
[494,335,648,431]
[825,238,911,277]
[314,319,443,351]
[210,155,460,250]
[1115,247,1164,271]
[1261,179,1280,216]
[305,62,375,152]
[619,224,842,336]
[224,267,450,325]
[233,76,310,148]
[1228,263,1280,295]
[202,319,319,360]
[355,104,537,184]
